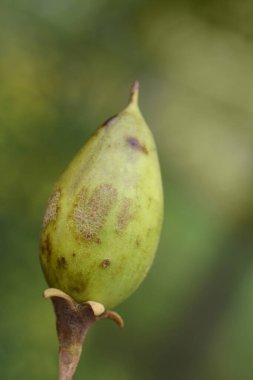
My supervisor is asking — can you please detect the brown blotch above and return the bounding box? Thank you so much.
[42,189,61,229]
[72,252,76,257]
[135,238,141,247]
[127,137,148,154]
[57,256,67,269]
[102,114,118,128]
[116,197,136,233]
[102,258,111,268]
[68,272,87,294]
[73,184,117,241]
[52,273,60,287]
[85,232,93,241]
[69,285,84,294]
[96,237,101,244]
[41,234,52,262]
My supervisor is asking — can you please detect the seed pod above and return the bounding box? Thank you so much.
[40,81,163,309]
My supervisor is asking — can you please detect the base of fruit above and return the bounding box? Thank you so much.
[44,288,124,380]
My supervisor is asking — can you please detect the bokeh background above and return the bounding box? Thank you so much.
[1,1,253,379]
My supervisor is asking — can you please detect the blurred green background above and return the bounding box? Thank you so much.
[1,0,253,379]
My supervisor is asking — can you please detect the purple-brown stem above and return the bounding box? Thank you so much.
[44,289,124,380]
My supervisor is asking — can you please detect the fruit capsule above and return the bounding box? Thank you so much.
[40,81,163,309]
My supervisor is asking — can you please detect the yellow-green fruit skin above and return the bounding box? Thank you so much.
[40,85,163,309]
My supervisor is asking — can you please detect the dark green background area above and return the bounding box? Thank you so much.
[1,1,253,379]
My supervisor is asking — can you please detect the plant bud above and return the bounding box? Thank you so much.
[40,81,163,309]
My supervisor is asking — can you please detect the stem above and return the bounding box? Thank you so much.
[44,289,124,380]
[56,302,95,380]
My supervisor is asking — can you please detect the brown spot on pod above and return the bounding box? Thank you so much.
[52,273,60,287]
[69,284,85,294]
[41,233,52,262]
[69,282,86,294]
[135,238,141,247]
[42,189,61,229]
[127,137,148,154]
[116,197,136,233]
[67,272,88,294]
[85,232,93,240]
[57,256,67,269]
[73,184,118,241]
[102,114,118,128]
[102,258,111,268]
[148,197,153,208]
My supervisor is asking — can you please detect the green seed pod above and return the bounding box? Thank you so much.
[40,81,163,309]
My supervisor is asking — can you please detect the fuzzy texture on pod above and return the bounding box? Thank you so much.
[40,82,163,309]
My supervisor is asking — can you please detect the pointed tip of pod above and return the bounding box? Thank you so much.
[128,80,139,107]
